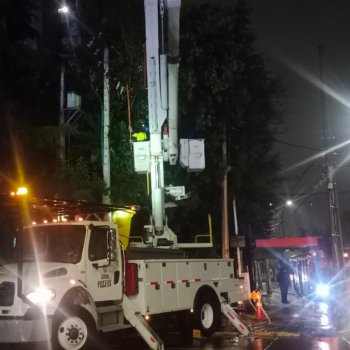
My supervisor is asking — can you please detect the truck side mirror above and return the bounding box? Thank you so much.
[107,228,117,262]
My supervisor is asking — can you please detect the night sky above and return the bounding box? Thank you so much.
[249,0,350,242]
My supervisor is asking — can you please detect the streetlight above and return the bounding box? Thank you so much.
[58,6,69,14]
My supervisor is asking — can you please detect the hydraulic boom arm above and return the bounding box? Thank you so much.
[143,0,181,245]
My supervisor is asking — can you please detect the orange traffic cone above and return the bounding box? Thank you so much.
[250,290,271,323]
[255,299,264,320]
[250,290,265,320]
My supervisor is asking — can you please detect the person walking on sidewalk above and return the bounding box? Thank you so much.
[277,263,291,304]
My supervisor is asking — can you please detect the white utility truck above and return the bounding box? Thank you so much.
[0,195,250,350]
[0,1,251,349]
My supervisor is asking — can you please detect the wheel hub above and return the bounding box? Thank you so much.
[57,316,87,349]
[67,326,81,341]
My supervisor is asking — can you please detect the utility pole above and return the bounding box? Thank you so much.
[222,172,230,259]
[102,46,111,204]
[222,129,230,259]
[327,165,344,270]
[281,206,286,238]
[59,59,65,164]
[233,195,242,276]
[318,45,344,271]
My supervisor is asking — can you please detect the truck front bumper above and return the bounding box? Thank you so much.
[0,317,53,343]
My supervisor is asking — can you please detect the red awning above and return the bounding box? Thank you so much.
[256,236,320,249]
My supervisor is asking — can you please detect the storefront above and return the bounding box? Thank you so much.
[253,236,321,296]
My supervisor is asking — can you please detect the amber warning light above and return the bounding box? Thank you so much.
[11,187,29,196]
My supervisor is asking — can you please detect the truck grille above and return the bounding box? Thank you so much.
[0,282,15,306]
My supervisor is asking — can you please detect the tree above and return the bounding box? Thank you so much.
[63,0,148,204]
[177,2,283,240]
[0,0,283,244]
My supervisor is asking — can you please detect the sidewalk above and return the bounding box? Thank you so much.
[215,283,350,350]
[241,282,348,338]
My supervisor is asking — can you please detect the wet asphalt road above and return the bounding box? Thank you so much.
[3,320,350,350]
[1,326,350,350]
[3,285,350,350]
[102,330,350,350]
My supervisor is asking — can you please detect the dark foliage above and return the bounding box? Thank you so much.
[0,0,283,242]
[178,2,283,239]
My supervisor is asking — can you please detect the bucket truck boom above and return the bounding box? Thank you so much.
[133,0,206,248]
[134,0,181,247]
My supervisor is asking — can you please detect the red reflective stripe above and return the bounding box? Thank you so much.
[150,336,156,343]
[181,280,189,283]
[239,324,245,331]
[227,312,235,320]
[166,280,174,284]
[194,278,201,282]
[150,281,158,286]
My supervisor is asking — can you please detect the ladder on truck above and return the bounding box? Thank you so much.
[122,296,164,350]
[220,297,251,336]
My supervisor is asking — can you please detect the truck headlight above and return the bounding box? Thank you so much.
[315,283,330,298]
[27,288,56,305]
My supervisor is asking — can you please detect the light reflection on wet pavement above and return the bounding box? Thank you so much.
[3,287,350,350]
[148,331,350,350]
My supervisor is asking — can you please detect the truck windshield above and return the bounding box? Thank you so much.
[0,209,20,265]
[22,225,86,264]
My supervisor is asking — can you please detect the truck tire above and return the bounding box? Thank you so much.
[194,292,221,336]
[52,307,97,350]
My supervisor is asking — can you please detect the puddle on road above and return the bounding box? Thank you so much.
[311,338,340,350]
[245,336,344,350]
[188,332,348,350]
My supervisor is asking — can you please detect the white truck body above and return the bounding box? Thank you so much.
[0,220,250,350]
[128,259,245,315]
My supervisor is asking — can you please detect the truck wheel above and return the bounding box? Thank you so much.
[53,307,96,350]
[194,293,221,336]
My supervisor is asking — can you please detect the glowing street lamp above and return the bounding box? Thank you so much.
[286,200,293,206]
[58,6,69,14]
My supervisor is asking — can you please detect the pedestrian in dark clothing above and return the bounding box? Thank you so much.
[277,265,291,304]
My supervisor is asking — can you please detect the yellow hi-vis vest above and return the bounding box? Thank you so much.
[132,132,147,141]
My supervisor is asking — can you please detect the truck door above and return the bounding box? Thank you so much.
[85,225,123,301]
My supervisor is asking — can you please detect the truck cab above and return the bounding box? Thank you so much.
[0,209,125,348]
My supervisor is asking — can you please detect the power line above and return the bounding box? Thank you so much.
[274,139,321,151]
